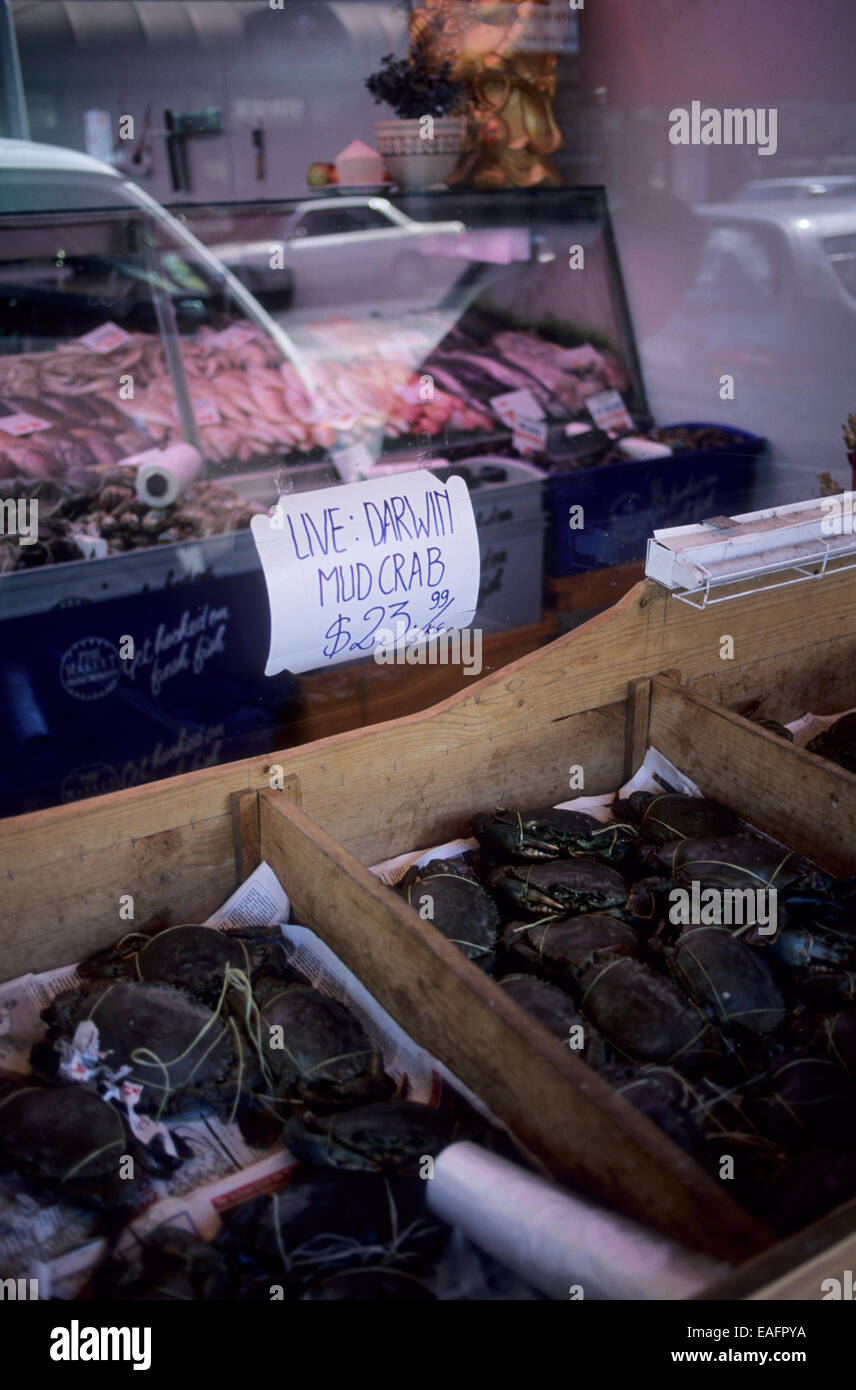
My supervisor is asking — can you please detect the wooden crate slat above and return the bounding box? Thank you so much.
[647,676,856,876]
[256,788,772,1263]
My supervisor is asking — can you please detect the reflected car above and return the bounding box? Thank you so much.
[641,198,856,468]
[209,196,470,307]
[735,176,856,202]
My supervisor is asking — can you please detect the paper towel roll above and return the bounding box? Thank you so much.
[127,444,203,508]
[427,1143,726,1300]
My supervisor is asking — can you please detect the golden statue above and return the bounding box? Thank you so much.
[409,0,564,189]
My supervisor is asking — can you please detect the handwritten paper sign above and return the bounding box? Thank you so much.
[251,470,480,675]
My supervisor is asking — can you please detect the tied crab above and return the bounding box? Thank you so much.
[485,858,631,923]
[78,921,293,1012]
[497,973,607,1063]
[742,916,856,1012]
[623,792,743,845]
[34,979,259,1128]
[651,921,788,1037]
[216,1169,450,1297]
[398,861,500,970]
[472,806,638,869]
[0,1080,179,1205]
[282,1100,460,1173]
[256,982,394,1118]
[643,834,836,897]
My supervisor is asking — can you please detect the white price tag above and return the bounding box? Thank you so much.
[0,411,52,436]
[491,387,544,429]
[79,321,132,354]
[251,469,480,675]
[586,388,633,436]
[193,397,222,425]
[512,414,548,454]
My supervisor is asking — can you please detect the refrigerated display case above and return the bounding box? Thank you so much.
[0,143,760,815]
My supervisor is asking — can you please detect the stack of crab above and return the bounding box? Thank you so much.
[398,794,856,1235]
[0,921,500,1300]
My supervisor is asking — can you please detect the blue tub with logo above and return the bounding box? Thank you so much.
[0,532,296,818]
[542,423,767,575]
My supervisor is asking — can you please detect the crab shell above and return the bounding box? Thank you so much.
[282,1100,459,1173]
[608,1063,703,1158]
[260,985,393,1111]
[400,862,499,969]
[80,922,292,1008]
[0,1082,142,1206]
[501,912,639,985]
[216,1169,449,1290]
[485,858,630,921]
[498,973,610,1067]
[131,924,252,1003]
[471,807,637,865]
[665,925,788,1036]
[576,956,713,1072]
[39,980,250,1119]
[746,1052,856,1151]
[660,836,833,894]
[633,794,743,846]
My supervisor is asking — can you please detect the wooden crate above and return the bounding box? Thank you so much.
[3,567,856,1284]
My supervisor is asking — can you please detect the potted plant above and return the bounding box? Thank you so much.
[366,33,468,189]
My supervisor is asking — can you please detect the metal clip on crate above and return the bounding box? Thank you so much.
[644,495,856,608]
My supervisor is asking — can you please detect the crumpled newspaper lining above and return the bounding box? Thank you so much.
[0,859,521,1300]
[785,704,856,748]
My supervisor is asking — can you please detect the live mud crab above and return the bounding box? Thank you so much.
[216,1168,450,1297]
[282,1100,460,1173]
[256,982,394,1120]
[472,806,638,869]
[79,921,292,1012]
[34,979,259,1127]
[485,858,631,923]
[0,1080,178,1206]
[398,861,500,969]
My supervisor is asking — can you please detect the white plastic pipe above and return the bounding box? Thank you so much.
[427,1142,727,1301]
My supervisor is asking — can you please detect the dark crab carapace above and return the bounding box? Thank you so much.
[259,984,394,1113]
[0,1082,147,1206]
[485,858,630,922]
[37,979,252,1121]
[216,1169,450,1294]
[576,956,715,1072]
[649,835,834,895]
[657,924,788,1036]
[501,913,639,986]
[399,861,500,969]
[472,807,638,866]
[626,793,743,846]
[282,1100,460,1173]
